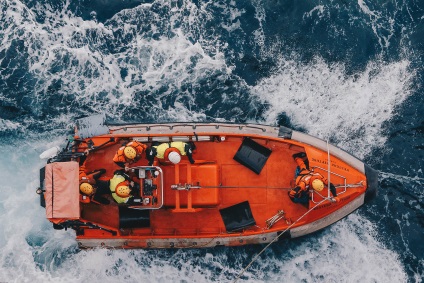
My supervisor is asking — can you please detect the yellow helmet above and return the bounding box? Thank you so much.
[80,182,94,195]
[116,185,131,198]
[311,179,324,192]
[124,146,137,160]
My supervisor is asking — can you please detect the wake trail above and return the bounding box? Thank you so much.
[378,171,424,185]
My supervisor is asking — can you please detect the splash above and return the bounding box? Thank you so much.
[247,214,408,282]
[254,56,415,159]
[0,0,420,282]
[0,0,250,125]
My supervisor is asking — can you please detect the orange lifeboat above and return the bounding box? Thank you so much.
[36,114,378,249]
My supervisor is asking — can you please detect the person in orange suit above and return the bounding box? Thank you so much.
[289,152,339,204]
[113,140,147,168]
[79,164,110,204]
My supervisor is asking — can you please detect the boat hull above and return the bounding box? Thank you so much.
[38,116,378,249]
[76,193,365,249]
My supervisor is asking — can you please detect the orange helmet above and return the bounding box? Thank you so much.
[80,182,95,196]
[311,179,324,192]
[115,185,131,198]
[124,146,137,160]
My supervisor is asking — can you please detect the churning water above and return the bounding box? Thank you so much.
[0,0,423,282]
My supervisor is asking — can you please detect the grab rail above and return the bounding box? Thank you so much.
[109,123,271,134]
[126,166,164,210]
[310,166,347,204]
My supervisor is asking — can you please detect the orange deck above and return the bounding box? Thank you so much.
[77,135,365,241]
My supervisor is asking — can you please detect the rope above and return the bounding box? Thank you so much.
[265,210,287,229]
[171,183,362,191]
[232,198,327,283]
[171,184,293,190]
[327,139,331,198]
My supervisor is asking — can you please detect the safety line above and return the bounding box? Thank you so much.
[327,139,331,198]
[171,183,362,191]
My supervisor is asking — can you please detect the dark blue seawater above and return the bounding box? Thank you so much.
[1,0,423,282]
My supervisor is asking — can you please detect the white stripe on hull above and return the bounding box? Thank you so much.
[77,232,280,249]
[290,194,365,238]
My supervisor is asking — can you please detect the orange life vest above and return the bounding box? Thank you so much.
[289,157,328,199]
[295,172,328,191]
[79,166,107,201]
[79,194,91,204]
[113,141,147,164]
[79,165,95,185]
[79,167,94,203]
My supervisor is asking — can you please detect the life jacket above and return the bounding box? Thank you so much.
[79,194,91,204]
[113,141,147,164]
[79,167,94,203]
[127,141,147,155]
[295,171,328,192]
[79,167,95,185]
[153,142,187,159]
[109,174,130,204]
[113,146,127,164]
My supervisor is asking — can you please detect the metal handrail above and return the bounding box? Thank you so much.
[310,166,347,204]
[109,123,269,133]
[127,166,164,210]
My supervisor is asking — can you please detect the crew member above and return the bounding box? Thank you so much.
[146,141,195,166]
[109,170,141,204]
[113,140,147,168]
[79,166,110,205]
[289,152,339,204]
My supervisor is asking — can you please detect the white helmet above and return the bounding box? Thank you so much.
[168,151,181,164]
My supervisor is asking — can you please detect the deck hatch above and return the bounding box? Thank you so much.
[233,137,271,174]
[219,201,256,232]
[119,207,150,229]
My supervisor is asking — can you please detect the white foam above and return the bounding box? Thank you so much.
[0,0,414,282]
[304,5,325,19]
[219,1,243,33]
[357,0,395,49]
[253,214,408,282]
[253,56,415,159]
[0,118,21,132]
[10,1,230,119]
[250,0,266,52]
